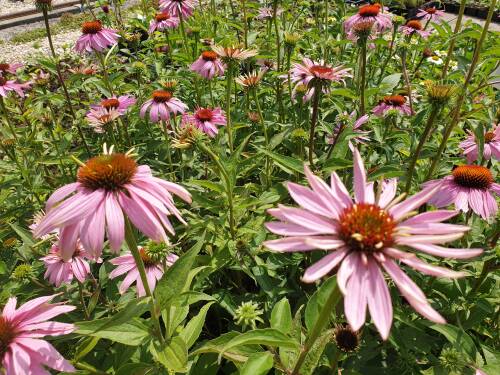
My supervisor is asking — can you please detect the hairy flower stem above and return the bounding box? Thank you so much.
[197,142,236,239]
[291,279,341,375]
[377,27,397,84]
[441,0,467,79]
[96,52,113,95]
[179,14,190,56]
[359,43,367,115]
[427,0,497,180]
[308,83,322,166]
[401,48,414,114]
[42,8,90,155]
[241,0,248,48]
[404,106,440,192]
[124,218,165,344]
[225,64,234,152]
[0,97,18,141]
[78,281,90,320]
[253,88,270,188]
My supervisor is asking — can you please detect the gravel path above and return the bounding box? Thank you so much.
[0,0,74,17]
[0,29,80,63]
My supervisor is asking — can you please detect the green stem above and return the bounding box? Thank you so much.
[404,106,440,193]
[308,83,322,166]
[359,43,367,116]
[291,280,341,375]
[253,88,270,188]
[427,0,497,180]
[0,97,18,141]
[179,13,190,55]
[96,51,113,95]
[124,218,165,343]
[78,281,90,320]
[401,48,413,114]
[225,64,234,152]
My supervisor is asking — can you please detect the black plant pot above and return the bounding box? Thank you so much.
[443,1,459,14]
[476,7,489,19]
[494,11,500,23]
[405,7,419,20]
[465,6,478,17]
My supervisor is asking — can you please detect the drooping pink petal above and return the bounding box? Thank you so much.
[366,260,393,340]
[302,248,348,283]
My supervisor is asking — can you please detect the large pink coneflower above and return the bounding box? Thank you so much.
[140,90,188,123]
[344,4,392,33]
[75,20,119,53]
[0,76,30,98]
[417,7,445,23]
[424,165,500,220]
[149,11,180,33]
[41,242,94,287]
[0,295,76,374]
[460,124,500,163]
[33,146,192,260]
[109,247,178,296]
[159,0,195,18]
[182,107,226,137]
[0,62,23,76]
[399,20,431,39]
[91,95,136,115]
[264,148,482,339]
[289,58,351,101]
[190,51,226,79]
[372,95,412,117]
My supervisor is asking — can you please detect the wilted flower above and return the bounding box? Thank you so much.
[181,107,226,137]
[235,70,265,88]
[211,45,258,63]
[264,148,481,339]
[75,20,119,53]
[190,51,226,79]
[256,6,282,20]
[86,108,121,133]
[109,246,178,296]
[140,90,188,123]
[424,165,500,219]
[172,121,204,148]
[399,20,431,39]
[334,325,360,352]
[33,145,192,259]
[91,95,136,114]
[460,124,500,163]
[149,11,180,33]
[372,95,412,117]
[0,295,76,374]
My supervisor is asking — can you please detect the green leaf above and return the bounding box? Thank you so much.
[473,122,484,164]
[8,223,34,246]
[271,298,293,334]
[76,319,149,346]
[258,148,304,175]
[115,363,154,375]
[188,180,224,193]
[179,302,215,349]
[305,276,339,332]
[240,351,274,375]
[379,73,402,93]
[322,157,352,172]
[150,336,188,372]
[428,323,477,361]
[96,298,150,331]
[191,332,255,363]
[219,328,299,360]
[155,233,205,310]
[299,329,333,375]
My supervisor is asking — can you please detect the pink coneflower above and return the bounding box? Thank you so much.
[424,165,500,220]
[159,0,195,18]
[182,107,226,137]
[235,70,266,88]
[86,107,121,133]
[41,242,93,286]
[289,58,352,101]
[0,76,30,98]
[91,95,136,115]
[190,51,226,79]
[0,295,76,374]
[417,7,445,23]
[149,11,180,33]
[256,6,283,20]
[75,20,119,53]
[33,146,192,259]
[211,45,258,62]
[140,90,188,123]
[0,62,23,76]
[459,124,500,163]
[372,95,412,117]
[109,247,178,296]
[399,20,431,39]
[264,148,482,339]
[344,4,392,33]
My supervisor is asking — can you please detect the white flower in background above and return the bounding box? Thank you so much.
[428,55,443,65]
[449,60,458,70]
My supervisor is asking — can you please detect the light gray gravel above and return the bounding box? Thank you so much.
[0,0,73,17]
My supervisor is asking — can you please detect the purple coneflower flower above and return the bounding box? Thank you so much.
[190,51,226,79]
[33,146,192,259]
[86,108,121,133]
[0,76,30,97]
[75,20,119,53]
[417,7,445,23]
[182,107,226,137]
[149,11,180,33]
[0,62,23,76]
[399,20,431,39]
[344,4,392,33]
[159,0,195,19]
[0,295,76,374]
[289,58,351,101]
[140,90,188,123]
[372,95,412,117]
[424,165,500,220]
[264,148,482,339]
[459,124,500,163]
[91,95,136,115]
[109,247,178,296]
[41,242,94,286]
[256,6,282,20]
